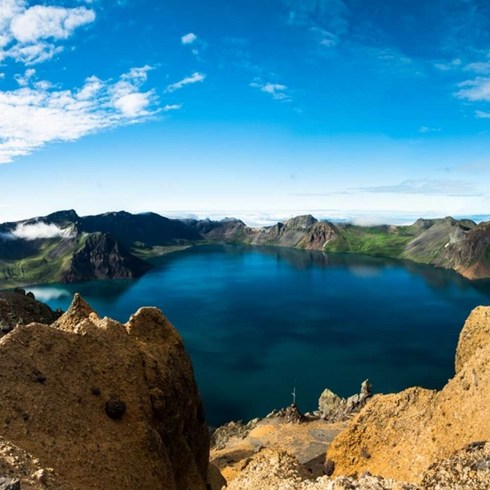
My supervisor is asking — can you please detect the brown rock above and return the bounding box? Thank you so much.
[455,306,490,373]
[0,294,209,489]
[326,306,490,484]
[207,463,226,490]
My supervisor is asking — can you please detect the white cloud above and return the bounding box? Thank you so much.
[8,222,75,240]
[181,32,197,45]
[357,179,482,197]
[113,92,151,116]
[163,104,182,112]
[475,110,490,119]
[0,66,157,163]
[10,6,95,43]
[250,80,290,101]
[0,1,95,65]
[14,67,35,86]
[455,77,490,102]
[27,287,70,301]
[464,61,490,75]
[434,58,462,71]
[165,72,206,93]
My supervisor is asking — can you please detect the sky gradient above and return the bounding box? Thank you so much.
[1,0,490,225]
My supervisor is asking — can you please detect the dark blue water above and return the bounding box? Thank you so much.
[29,245,490,425]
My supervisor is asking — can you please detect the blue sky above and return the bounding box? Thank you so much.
[1,0,490,224]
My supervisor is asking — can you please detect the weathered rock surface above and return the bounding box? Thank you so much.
[0,294,209,489]
[211,414,345,485]
[60,232,152,282]
[0,435,56,489]
[225,448,418,490]
[224,442,490,489]
[326,305,490,483]
[319,379,373,421]
[422,441,490,489]
[455,306,490,373]
[0,290,59,336]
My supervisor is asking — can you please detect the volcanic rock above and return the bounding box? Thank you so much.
[0,291,59,337]
[0,294,209,489]
[326,306,490,483]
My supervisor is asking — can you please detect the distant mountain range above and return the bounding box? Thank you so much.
[0,210,489,287]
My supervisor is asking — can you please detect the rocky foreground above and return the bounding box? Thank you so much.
[0,291,488,489]
[0,293,209,489]
[213,306,490,489]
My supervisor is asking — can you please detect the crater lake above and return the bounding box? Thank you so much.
[29,245,490,426]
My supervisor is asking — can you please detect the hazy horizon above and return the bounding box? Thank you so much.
[3,207,490,229]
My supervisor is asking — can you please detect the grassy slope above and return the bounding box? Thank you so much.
[324,225,419,258]
[0,234,88,288]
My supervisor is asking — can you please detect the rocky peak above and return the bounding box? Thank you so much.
[0,295,209,489]
[52,293,97,332]
[45,210,79,225]
[284,215,318,230]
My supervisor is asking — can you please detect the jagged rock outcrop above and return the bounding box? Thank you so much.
[318,380,372,421]
[0,290,59,336]
[60,232,152,282]
[0,294,209,489]
[325,305,490,484]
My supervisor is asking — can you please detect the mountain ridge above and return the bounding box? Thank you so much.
[0,210,489,287]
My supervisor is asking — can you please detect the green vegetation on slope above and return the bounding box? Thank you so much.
[324,225,419,258]
[0,235,87,288]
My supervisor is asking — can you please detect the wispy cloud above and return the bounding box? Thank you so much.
[455,77,490,102]
[419,126,442,134]
[181,32,197,45]
[6,222,75,240]
[475,110,490,119]
[465,60,490,75]
[250,80,291,101]
[27,287,70,301]
[356,179,482,197]
[282,0,348,48]
[0,1,96,64]
[163,104,182,112]
[165,72,206,93]
[434,58,462,71]
[0,66,157,163]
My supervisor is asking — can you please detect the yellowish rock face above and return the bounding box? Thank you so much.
[0,294,209,490]
[326,305,490,484]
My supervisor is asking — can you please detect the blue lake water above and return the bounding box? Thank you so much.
[29,245,490,426]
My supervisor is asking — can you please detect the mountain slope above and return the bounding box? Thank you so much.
[1,210,489,286]
[0,210,203,287]
[60,232,152,283]
[189,215,490,280]
[80,211,202,248]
